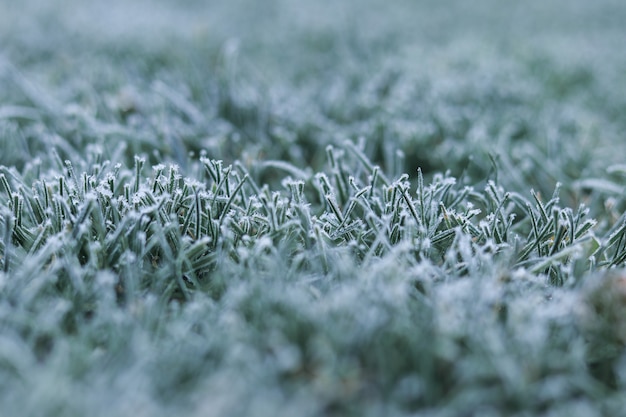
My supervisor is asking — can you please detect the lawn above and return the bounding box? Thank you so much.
[1,1,626,416]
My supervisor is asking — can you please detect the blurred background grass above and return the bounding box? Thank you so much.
[1,0,625,195]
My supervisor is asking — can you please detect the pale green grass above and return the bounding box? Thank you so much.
[1,1,626,416]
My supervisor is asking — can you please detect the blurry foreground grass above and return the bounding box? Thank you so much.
[2,1,626,416]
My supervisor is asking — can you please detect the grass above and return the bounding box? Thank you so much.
[2,0,626,416]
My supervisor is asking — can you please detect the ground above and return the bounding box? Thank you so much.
[1,1,626,416]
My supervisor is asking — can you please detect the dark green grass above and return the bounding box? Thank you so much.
[2,1,626,416]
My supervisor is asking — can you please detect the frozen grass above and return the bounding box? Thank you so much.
[2,0,626,416]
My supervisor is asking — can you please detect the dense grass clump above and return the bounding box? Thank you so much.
[2,0,626,416]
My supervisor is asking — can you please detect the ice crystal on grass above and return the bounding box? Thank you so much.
[2,0,626,415]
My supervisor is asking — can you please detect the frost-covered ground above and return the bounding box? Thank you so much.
[1,1,626,416]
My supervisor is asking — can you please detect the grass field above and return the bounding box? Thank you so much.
[2,1,626,416]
